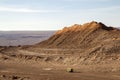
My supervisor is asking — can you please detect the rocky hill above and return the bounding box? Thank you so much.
[30,21,120,55]
[0,21,120,71]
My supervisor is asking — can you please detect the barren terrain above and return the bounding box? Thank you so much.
[1,62,120,80]
[0,21,120,80]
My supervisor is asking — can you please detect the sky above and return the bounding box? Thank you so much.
[0,0,120,31]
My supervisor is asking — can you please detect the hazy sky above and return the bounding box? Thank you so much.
[0,0,120,30]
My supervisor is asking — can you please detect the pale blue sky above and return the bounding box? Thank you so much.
[0,0,120,30]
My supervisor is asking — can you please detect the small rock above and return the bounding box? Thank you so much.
[12,75,19,79]
[66,68,74,73]
[0,75,6,77]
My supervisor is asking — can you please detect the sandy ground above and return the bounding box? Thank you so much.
[0,24,120,80]
[0,62,120,80]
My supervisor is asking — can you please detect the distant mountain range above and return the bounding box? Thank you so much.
[0,31,55,46]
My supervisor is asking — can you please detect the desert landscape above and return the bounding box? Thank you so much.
[0,21,120,80]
